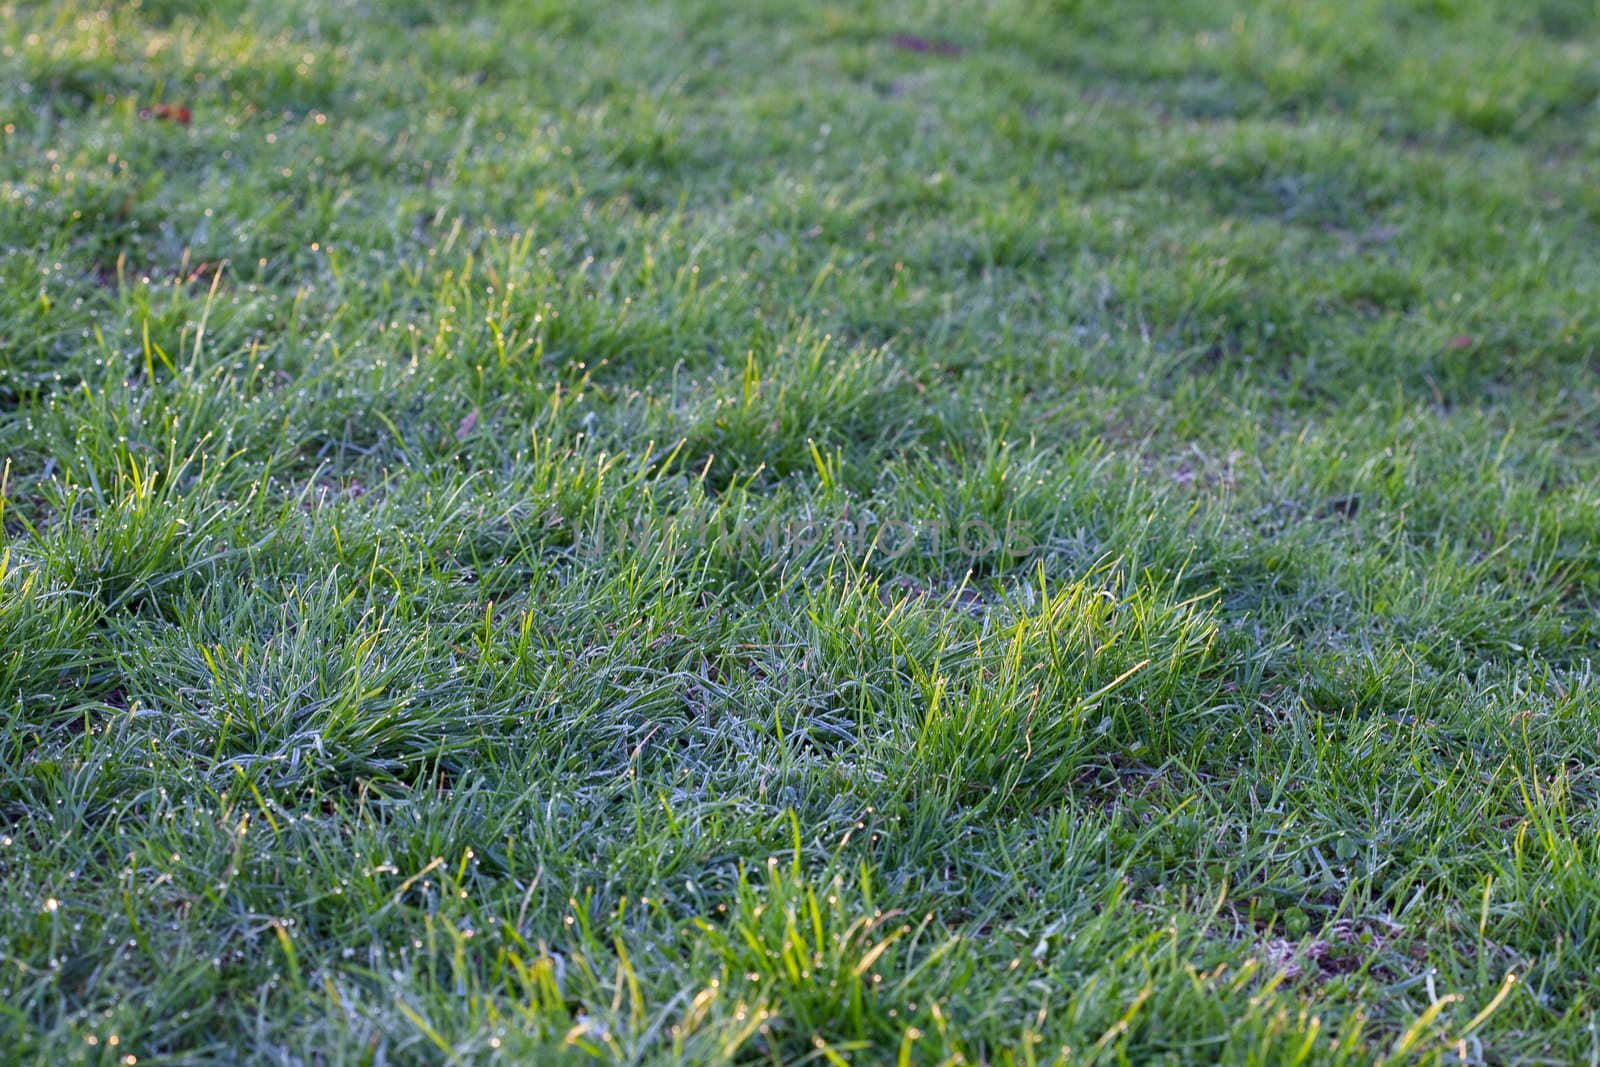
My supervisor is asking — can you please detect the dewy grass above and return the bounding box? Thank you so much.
[2,0,1598,1062]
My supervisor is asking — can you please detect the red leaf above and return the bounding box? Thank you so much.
[145,103,193,125]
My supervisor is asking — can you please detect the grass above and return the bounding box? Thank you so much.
[1,0,1598,1062]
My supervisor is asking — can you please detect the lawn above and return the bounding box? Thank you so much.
[2,0,1598,1062]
